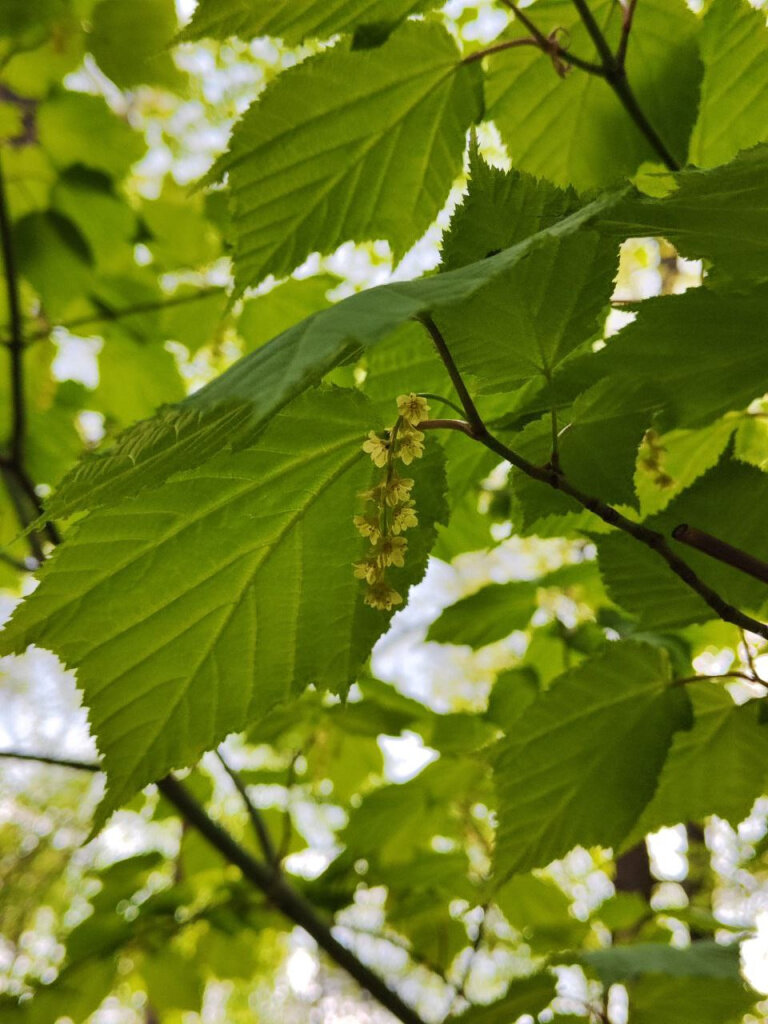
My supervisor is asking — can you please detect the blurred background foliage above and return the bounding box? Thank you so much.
[1,1,768,1023]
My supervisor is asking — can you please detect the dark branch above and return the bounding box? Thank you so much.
[416,316,484,435]
[420,316,768,643]
[0,750,428,1024]
[156,775,427,1024]
[419,418,475,436]
[673,524,768,586]
[482,0,604,74]
[569,0,680,170]
[216,749,280,868]
[616,0,638,69]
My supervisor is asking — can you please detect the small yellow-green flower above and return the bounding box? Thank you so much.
[364,581,403,611]
[353,558,383,584]
[362,430,390,468]
[390,501,418,534]
[353,514,381,543]
[374,535,407,568]
[397,393,429,426]
[384,475,414,507]
[396,428,425,465]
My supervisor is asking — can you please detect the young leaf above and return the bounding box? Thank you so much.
[0,388,446,828]
[208,20,482,292]
[494,641,691,877]
[597,144,768,285]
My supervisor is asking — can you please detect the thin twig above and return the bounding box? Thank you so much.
[216,748,280,869]
[463,37,543,64]
[616,0,638,69]
[155,775,427,1024]
[0,750,428,1024]
[740,629,765,684]
[569,0,680,170]
[0,749,101,772]
[418,315,768,643]
[672,524,768,586]
[2,285,226,349]
[673,672,768,690]
[418,418,474,436]
[489,0,604,74]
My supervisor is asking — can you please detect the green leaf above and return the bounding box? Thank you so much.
[43,184,624,519]
[494,873,589,953]
[485,0,700,190]
[735,413,768,473]
[559,377,665,506]
[635,417,738,518]
[88,0,183,89]
[494,642,691,877]
[577,940,743,984]
[428,580,538,648]
[238,274,340,352]
[688,0,768,169]
[180,0,438,45]
[38,92,145,179]
[434,231,616,394]
[594,286,768,429]
[597,145,768,285]
[208,20,482,291]
[94,333,185,426]
[428,563,599,649]
[0,388,446,827]
[453,973,556,1023]
[626,685,768,842]
[628,975,755,1024]
[440,143,579,272]
[598,457,768,630]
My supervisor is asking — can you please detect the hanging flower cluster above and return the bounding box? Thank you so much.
[353,393,430,610]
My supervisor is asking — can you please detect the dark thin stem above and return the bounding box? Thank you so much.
[156,775,427,1024]
[570,0,680,170]
[2,285,226,348]
[216,749,279,868]
[419,418,474,436]
[740,629,765,683]
[0,750,428,1024]
[0,151,25,465]
[489,0,604,74]
[419,317,768,643]
[0,749,101,772]
[416,393,466,417]
[416,316,484,434]
[0,462,44,562]
[616,0,638,69]
[673,524,768,586]
[673,671,767,689]
[463,37,542,63]
[570,0,616,68]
